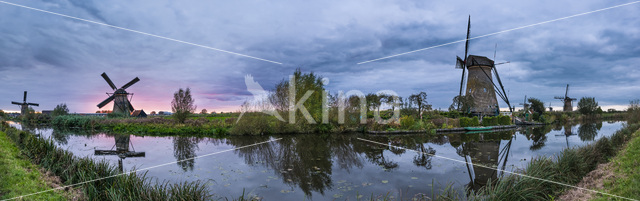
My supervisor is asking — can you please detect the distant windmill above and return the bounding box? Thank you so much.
[455,16,512,116]
[554,84,577,112]
[11,91,39,115]
[97,72,140,115]
[548,102,553,112]
[519,95,529,112]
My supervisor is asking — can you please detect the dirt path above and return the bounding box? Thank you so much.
[558,162,618,200]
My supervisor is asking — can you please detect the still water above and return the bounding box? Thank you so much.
[13,121,622,200]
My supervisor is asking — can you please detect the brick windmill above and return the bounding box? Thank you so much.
[11,91,39,115]
[97,72,140,115]
[455,16,512,116]
[554,84,576,112]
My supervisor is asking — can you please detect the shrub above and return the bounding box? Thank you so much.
[400,115,416,129]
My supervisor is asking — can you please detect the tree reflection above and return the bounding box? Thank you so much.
[578,123,598,141]
[413,143,435,169]
[226,134,364,197]
[173,137,202,172]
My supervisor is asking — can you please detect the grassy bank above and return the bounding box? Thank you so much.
[592,127,640,200]
[52,115,231,137]
[0,130,71,200]
[465,123,640,200]
[0,121,213,200]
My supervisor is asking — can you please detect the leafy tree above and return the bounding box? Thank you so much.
[52,103,69,117]
[449,95,475,115]
[0,110,6,119]
[527,97,545,116]
[269,69,325,123]
[172,88,197,123]
[628,99,640,124]
[150,111,156,115]
[366,93,381,112]
[409,92,431,120]
[577,97,598,115]
[200,109,208,114]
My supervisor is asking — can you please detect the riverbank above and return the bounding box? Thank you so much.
[588,125,640,200]
[0,130,76,200]
[0,121,213,200]
[463,123,640,200]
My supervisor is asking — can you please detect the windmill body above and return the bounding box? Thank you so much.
[465,55,499,115]
[455,16,511,116]
[554,84,576,112]
[97,72,139,115]
[11,91,39,115]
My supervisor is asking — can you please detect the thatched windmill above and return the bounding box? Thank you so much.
[97,72,140,115]
[554,84,576,112]
[455,16,512,116]
[11,91,39,115]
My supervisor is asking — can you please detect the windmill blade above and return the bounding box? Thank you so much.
[565,84,569,98]
[128,100,134,112]
[23,91,27,102]
[120,77,140,90]
[27,103,39,106]
[11,101,22,105]
[102,73,118,90]
[464,15,471,61]
[554,96,565,99]
[97,95,116,108]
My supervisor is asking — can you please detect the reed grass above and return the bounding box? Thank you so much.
[1,121,213,200]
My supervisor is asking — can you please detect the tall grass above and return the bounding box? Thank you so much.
[465,123,640,200]
[1,121,213,200]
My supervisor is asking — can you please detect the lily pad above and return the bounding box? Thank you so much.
[381,180,389,184]
[411,177,418,180]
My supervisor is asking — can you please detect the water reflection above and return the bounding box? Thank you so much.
[94,135,145,172]
[173,137,202,171]
[10,120,622,200]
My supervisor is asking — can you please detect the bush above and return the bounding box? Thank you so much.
[400,115,416,129]
[498,116,511,125]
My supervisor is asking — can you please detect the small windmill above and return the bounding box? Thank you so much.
[519,95,529,112]
[554,84,576,112]
[11,91,39,115]
[97,72,140,115]
[548,102,553,112]
[455,16,512,115]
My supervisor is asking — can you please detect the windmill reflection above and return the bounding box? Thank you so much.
[456,132,514,193]
[95,135,145,172]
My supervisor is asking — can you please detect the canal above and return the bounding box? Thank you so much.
[11,120,622,200]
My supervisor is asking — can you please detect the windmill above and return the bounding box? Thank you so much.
[455,16,512,116]
[94,135,145,172]
[518,95,529,112]
[97,72,140,115]
[554,84,576,112]
[548,102,553,112]
[11,91,39,115]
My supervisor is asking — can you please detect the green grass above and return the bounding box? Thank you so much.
[593,128,640,200]
[0,130,69,200]
[1,121,213,200]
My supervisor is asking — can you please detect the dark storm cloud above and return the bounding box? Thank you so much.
[0,0,638,112]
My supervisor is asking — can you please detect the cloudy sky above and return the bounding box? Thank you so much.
[0,0,639,113]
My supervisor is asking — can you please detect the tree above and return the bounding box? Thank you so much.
[577,97,598,115]
[0,110,6,119]
[172,88,196,123]
[150,111,157,115]
[449,95,475,115]
[200,109,208,114]
[409,92,431,120]
[51,103,69,117]
[268,69,326,123]
[527,97,545,115]
[366,93,381,112]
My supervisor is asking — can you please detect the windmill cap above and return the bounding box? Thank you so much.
[466,55,494,67]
